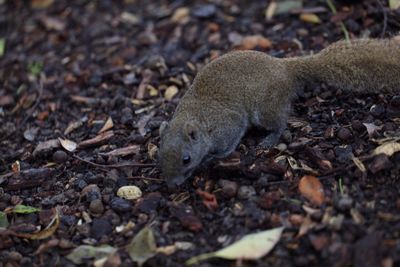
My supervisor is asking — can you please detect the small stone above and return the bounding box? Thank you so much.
[52,150,68,163]
[218,179,238,198]
[89,199,104,216]
[370,104,385,118]
[237,185,256,200]
[334,145,353,163]
[369,154,393,174]
[110,197,132,213]
[337,127,352,142]
[192,4,217,18]
[336,195,354,211]
[90,218,112,240]
[351,120,365,132]
[135,192,162,213]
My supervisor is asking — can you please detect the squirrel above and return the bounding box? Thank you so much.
[158,38,400,189]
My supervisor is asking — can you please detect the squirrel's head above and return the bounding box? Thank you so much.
[158,119,209,189]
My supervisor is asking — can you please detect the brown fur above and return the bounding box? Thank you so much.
[159,38,400,188]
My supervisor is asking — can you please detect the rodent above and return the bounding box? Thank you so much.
[158,38,400,189]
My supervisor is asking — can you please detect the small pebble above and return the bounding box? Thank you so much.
[90,218,112,239]
[337,127,352,142]
[110,197,132,213]
[52,150,68,163]
[192,4,217,18]
[237,185,256,200]
[89,199,104,216]
[218,179,238,198]
[336,195,354,211]
[369,104,385,118]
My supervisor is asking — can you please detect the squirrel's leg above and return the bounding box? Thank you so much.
[257,125,285,149]
[256,108,288,149]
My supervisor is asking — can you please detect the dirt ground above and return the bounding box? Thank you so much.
[0,0,400,266]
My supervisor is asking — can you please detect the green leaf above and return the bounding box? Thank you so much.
[66,245,117,265]
[186,226,284,265]
[0,211,8,228]
[276,0,303,15]
[27,62,43,76]
[0,38,5,57]
[13,204,40,214]
[127,226,157,267]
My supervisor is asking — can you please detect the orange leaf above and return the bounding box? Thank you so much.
[298,175,324,206]
[196,189,218,211]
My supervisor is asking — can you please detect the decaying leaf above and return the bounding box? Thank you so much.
[297,215,316,237]
[299,13,321,24]
[164,85,179,101]
[64,116,88,135]
[351,156,366,172]
[373,142,400,157]
[59,138,78,152]
[127,226,157,267]
[32,139,60,156]
[13,208,60,240]
[298,175,325,206]
[78,131,114,148]
[98,145,140,157]
[363,122,382,137]
[66,245,117,265]
[147,143,158,160]
[117,185,142,200]
[98,117,114,134]
[186,227,284,265]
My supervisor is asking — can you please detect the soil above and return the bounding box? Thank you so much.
[0,0,400,266]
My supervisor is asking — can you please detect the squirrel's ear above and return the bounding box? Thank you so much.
[159,121,169,136]
[183,121,198,141]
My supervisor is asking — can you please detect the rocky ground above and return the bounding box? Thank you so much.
[0,0,400,266]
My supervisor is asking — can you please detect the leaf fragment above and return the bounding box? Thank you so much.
[11,204,41,214]
[0,38,5,57]
[59,138,78,152]
[98,117,114,134]
[373,142,400,157]
[67,245,117,265]
[127,226,157,267]
[164,85,179,101]
[298,175,325,206]
[300,13,321,24]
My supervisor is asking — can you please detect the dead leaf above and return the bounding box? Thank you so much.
[297,215,316,237]
[186,227,284,265]
[164,85,179,101]
[120,11,140,25]
[117,186,142,200]
[98,117,114,134]
[39,16,66,31]
[32,139,60,156]
[31,0,54,9]
[363,123,382,137]
[14,208,59,240]
[298,175,325,206]
[64,116,88,135]
[59,138,77,152]
[147,143,158,161]
[136,69,152,99]
[66,245,117,265]
[351,156,366,172]
[127,226,157,267]
[98,145,140,157]
[265,1,277,19]
[78,131,114,148]
[196,189,218,211]
[300,13,321,24]
[171,7,190,24]
[373,142,400,157]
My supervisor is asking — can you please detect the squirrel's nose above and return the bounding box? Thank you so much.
[166,176,185,191]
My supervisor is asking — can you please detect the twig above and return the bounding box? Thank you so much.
[326,0,350,43]
[127,176,164,182]
[73,155,156,168]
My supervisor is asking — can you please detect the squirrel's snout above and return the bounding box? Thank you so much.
[166,175,185,191]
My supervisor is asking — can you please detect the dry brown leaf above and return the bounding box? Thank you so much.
[298,175,325,206]
[98,145,140,157]
[98,117,114,134]
[299,13,321,24]
[297,214,316,237]
[147,143,158,161]
[31,0,54,9]
[14,208,59,240]
[78,131,114,148]
[351,156,366,172]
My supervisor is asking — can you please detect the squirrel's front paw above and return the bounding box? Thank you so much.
[256,137,277,150]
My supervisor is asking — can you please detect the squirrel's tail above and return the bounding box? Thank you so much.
[288,38,400,94]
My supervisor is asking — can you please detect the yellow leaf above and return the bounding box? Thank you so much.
[164,85,179,101]
[373,142,400,157]
[300,13,321,24]
[186,227,284,265]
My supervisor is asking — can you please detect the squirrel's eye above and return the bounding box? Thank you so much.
[182,155,191,165]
